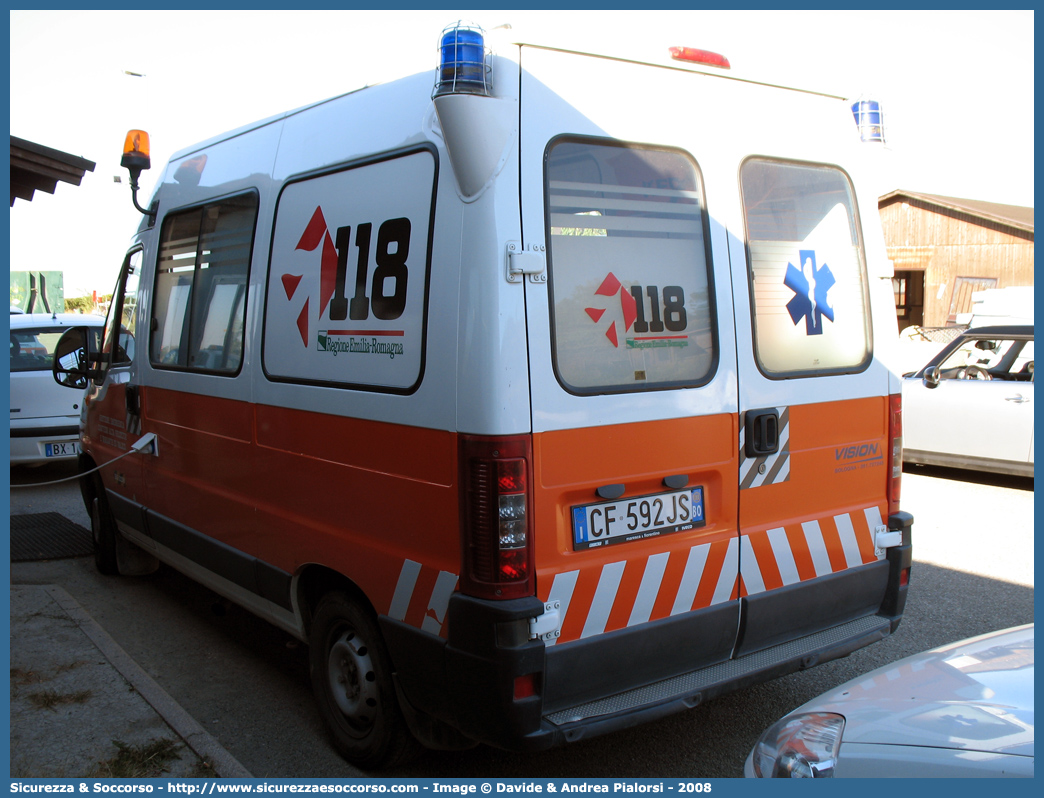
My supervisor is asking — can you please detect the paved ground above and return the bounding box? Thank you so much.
[7,460,1033,778]
[901,464,1034,587]
[9,582,251,779]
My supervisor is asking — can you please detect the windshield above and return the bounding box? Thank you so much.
[10,325,100,373]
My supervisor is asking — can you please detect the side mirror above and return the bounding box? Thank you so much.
[923,365,941,389]
[52,327,101,389]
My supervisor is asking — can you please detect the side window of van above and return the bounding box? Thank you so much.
[740,159,871,377]
[545,139,717,394]
[102,248,142,368]
[150,193,258,374]
[263,150,436,393]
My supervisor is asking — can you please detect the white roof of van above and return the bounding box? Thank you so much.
[168,39,848,163]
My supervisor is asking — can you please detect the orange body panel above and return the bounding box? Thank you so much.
[140,388,460,632]
[532,414,739,644]
[143,388,258,554]
[740,397,887,531]
[738,397,888,598]
[131,390,889,643]
[83,381,146,505]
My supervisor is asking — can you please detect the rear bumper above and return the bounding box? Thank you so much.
[382,513,912,752]
[540,613,893,747]
[9,422,81,464]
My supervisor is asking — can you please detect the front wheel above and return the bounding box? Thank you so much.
[91,493,119,576]
[309,592,419,769]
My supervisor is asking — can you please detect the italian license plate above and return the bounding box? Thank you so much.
[572,487,705,551]
[44,441,80,458]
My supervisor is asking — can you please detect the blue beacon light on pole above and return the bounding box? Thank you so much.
[851,99,885,143]
[434,22,491,97]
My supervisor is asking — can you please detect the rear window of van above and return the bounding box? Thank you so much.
[740,159,871,377]
[544,139,717,395]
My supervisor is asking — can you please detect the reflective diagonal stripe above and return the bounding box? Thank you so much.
[767,526,801,585]
[739,505,885,597]
[389,559,422,621]
[546,570,580,647]
[389,560,458,637]
[864,506,886,560]
[628,551,670,627]
[581,560,626,639]
[769,412,791,482]
[834,513,864,568]
[671,544,711,616]
[712,538,740,605]
[739,535,765,595]
[547,540,741,644]
[421,570,458,635]
[392,505,883,644]
[802,520,833,577]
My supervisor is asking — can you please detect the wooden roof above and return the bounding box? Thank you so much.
[879,189,1033,236]
[10,136,96,205]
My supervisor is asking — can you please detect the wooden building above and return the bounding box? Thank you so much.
[10,136,95,205]
[878,190,1034,330]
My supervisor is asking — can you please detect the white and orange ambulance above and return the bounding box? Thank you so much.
[53,25,913,768]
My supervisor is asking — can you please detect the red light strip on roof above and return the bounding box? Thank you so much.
[669,46,731,69]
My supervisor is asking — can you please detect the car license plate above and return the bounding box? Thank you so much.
[44,441,80,458]
[572,487,705,550]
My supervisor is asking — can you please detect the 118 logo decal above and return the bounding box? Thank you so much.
[585,272,688,348]
[280,206,412,347]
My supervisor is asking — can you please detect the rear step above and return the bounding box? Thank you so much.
[544,614,890,727]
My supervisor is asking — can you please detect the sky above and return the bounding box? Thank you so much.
[8,8,1035,299]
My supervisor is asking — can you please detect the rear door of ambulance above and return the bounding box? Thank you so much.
[518,46,896,711]
[517,47,743,714]
[722,84,897,657]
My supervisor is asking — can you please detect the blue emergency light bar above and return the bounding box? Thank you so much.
[434,22,491,97]
[851,99,885,143]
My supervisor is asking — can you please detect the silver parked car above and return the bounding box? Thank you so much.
[745,624,1034,777]
[10,312,105,465]
[902,325,1033,477]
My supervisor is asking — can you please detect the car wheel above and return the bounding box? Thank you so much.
[91,492,119,576]
[309,591,419,769]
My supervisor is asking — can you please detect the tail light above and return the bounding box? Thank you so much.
[459,434,535,600]
[887,393,903,517]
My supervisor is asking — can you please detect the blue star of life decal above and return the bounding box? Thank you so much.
[784,249,835,335]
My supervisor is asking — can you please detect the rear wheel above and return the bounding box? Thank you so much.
[309,591,419,769]
[90,491,119,576]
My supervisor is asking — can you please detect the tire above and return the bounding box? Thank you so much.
[309,591,419,769]
[91,494,119,576]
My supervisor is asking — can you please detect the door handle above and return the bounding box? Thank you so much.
[126,384,141,415]
[1005,394,1029,403]
[745,409,780,457]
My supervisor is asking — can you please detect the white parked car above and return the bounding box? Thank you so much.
[902,325,1033,477]
[9,312,105,465]
[745,624,1034,778]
